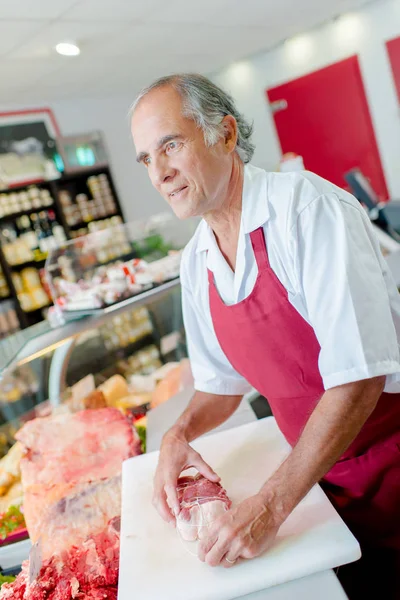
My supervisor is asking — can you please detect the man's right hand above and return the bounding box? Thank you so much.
[152,427,221,524]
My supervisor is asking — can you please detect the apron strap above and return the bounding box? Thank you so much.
[250,227,270,270]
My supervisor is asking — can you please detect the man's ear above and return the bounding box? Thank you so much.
[221,115,238,154]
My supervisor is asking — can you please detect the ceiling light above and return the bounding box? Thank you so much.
[333,13,364,45]
[225,61,254,84]
[284,34,314,65]
[55,42,80,57]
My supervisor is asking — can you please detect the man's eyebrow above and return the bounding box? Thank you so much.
[136,134,183,164]
[157,133,183,148]
[136,151,148,164]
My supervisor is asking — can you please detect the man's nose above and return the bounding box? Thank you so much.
[151,155,175,187]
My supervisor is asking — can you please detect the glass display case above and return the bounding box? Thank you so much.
[0,210,192,563]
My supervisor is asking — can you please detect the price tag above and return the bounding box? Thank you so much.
[71,374,95,404]
[29,538,42,584]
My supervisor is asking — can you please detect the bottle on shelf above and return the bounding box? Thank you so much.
[16,216,39,256]
[47,210,67,246]
[30,213,48,256]
[38,211,57,252]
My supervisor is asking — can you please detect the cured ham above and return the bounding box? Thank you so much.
[176,473,231,542]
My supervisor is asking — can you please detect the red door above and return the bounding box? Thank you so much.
[386,36,400,104]
[266,56,388,200]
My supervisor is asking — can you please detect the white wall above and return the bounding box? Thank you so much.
[212,0,400,198]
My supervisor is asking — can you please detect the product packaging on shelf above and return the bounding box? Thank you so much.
[44,212,193,317]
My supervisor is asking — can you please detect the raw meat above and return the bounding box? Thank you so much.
[16,408,140,488]
[16,408,140,551]
[3,408,141,598]
[0,517,120,600]
[25,476,121,558]
[176,474,231,542]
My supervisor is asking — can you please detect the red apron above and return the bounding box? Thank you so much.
[208,227,400,552]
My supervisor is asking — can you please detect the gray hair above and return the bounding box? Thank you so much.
[131,73,255,163]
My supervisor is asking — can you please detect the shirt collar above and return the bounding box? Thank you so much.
[196,163,270,254]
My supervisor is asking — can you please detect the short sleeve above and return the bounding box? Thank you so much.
[181,262,251,396]
[293,193,400,390]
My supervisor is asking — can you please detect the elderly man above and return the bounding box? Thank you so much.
[131,74,400,599]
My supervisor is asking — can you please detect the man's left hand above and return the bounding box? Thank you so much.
[197,494,282,568]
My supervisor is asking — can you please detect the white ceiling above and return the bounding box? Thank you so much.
[0,0,375,105]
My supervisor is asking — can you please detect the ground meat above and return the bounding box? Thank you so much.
[0,519,120,600]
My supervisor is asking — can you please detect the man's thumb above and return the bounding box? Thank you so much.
[193,455,220,482]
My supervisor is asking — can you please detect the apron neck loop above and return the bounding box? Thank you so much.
[250,228,270,270]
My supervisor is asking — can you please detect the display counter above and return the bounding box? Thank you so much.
[0,213,193,596]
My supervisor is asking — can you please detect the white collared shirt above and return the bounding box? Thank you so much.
[181,164,400,396]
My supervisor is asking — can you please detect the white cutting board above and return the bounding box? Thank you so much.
[119,418,360,600]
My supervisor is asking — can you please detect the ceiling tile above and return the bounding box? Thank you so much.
[0,57,61,83]
[143,0,231,25]
[0,20,47,56]
[0,0,79,20]
[93,23,251,59]
[60,0,162,22]
[10,19,125,59]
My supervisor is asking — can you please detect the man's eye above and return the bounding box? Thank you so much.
[166,141,179,153]
[144,156,151,166]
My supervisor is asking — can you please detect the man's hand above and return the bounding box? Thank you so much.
[153,428,220,524]
[197,494,282,568]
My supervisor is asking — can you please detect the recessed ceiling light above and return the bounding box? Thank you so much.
[284,34,314,64]
[334,13,364,44]
[56,42,80,56]
[226,61,254,84]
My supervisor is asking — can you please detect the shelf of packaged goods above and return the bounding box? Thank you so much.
[57,167,109,182]
[67,213,119,230]
[0,168,106,191]
[9,258,47,272]
[0,277,180,379]
[0,205,54,223]
[47,248,138,274]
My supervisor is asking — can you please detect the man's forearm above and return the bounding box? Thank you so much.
[171,391,243,443]
[259,376,385,521]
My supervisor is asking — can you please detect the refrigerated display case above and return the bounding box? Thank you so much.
[0,212,196,584]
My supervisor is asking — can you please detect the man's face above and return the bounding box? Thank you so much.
[131,85,233,219]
